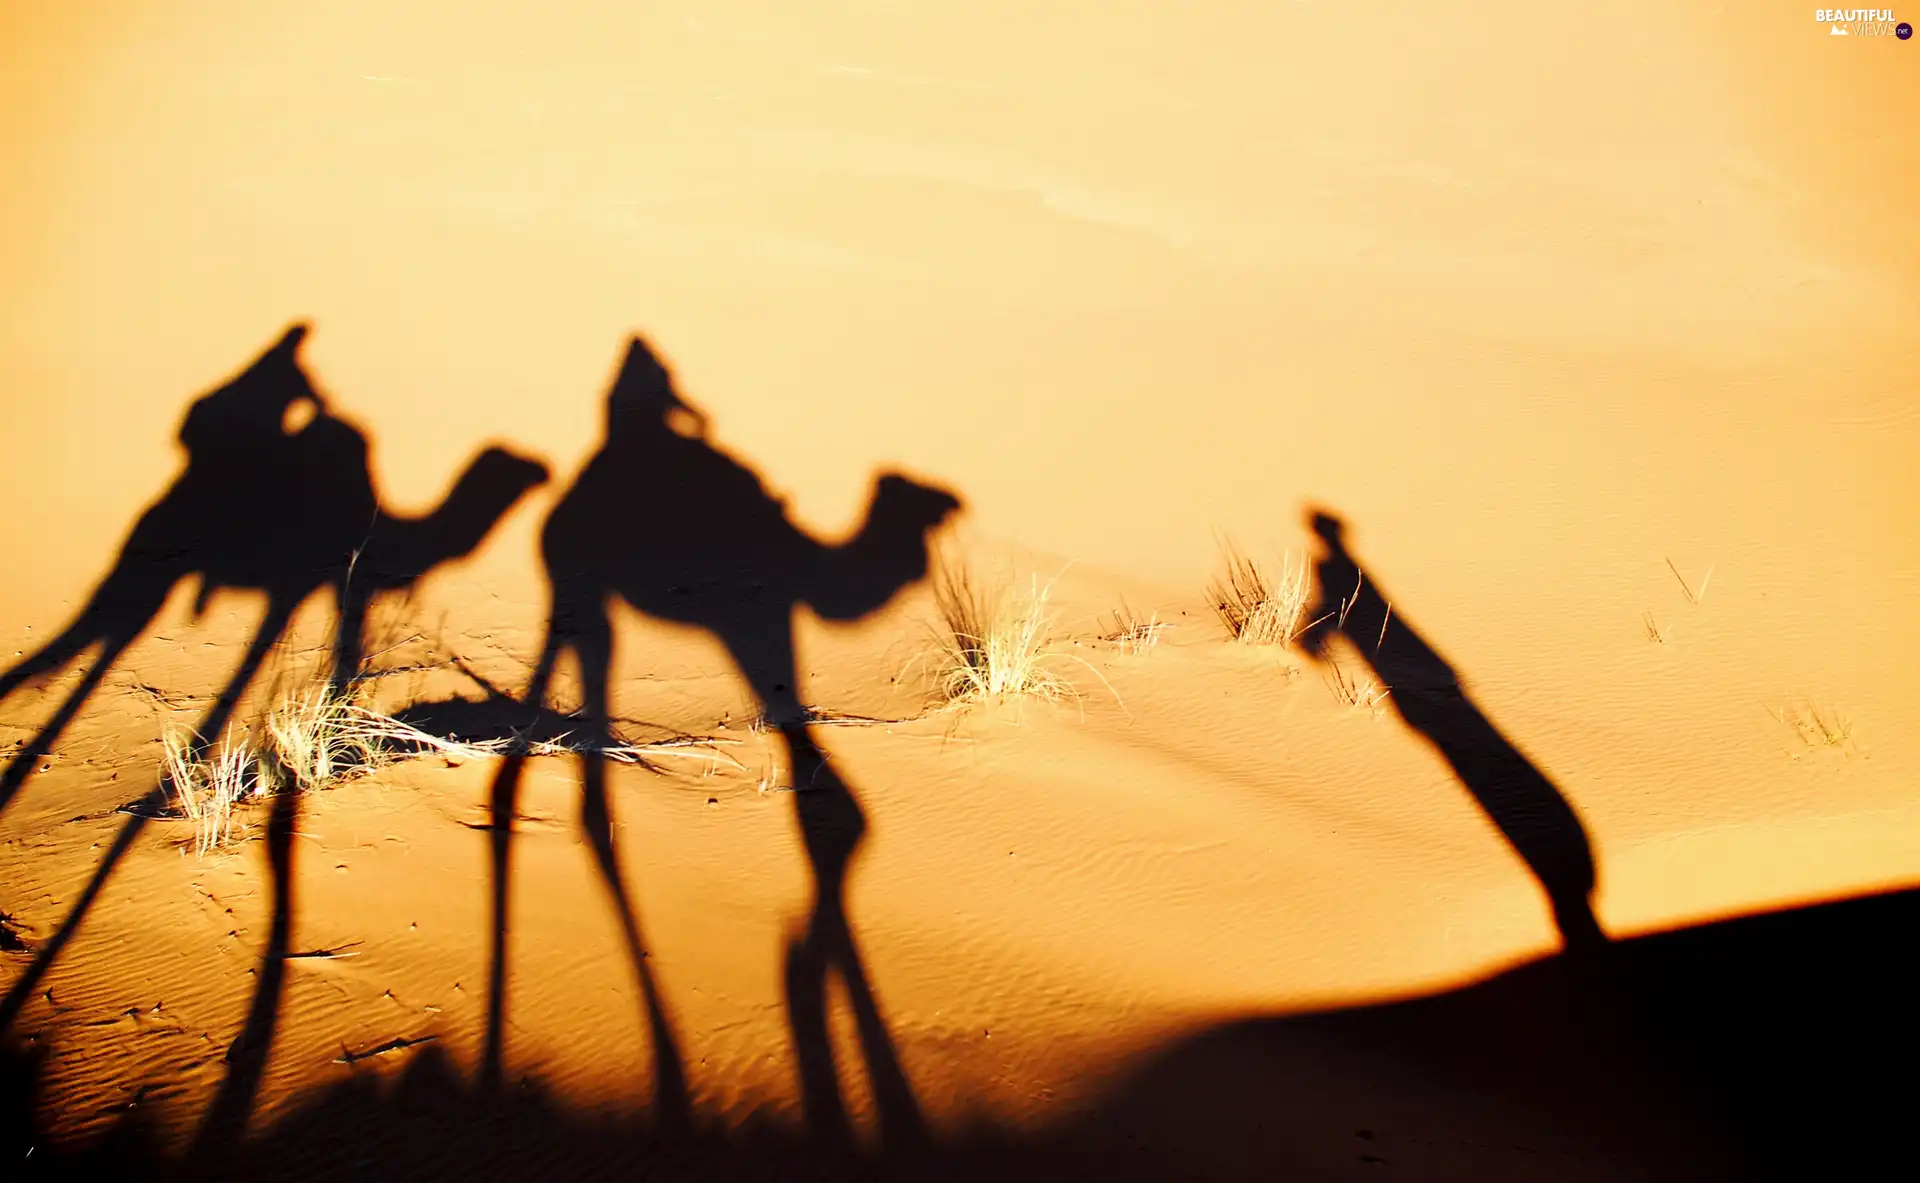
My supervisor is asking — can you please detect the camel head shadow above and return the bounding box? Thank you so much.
[803,473,962,624]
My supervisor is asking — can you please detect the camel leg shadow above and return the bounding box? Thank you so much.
[480,585,690,1130]
[574,601,691,1127]
[327,576,370,701]
[191,761,296,1152]
[0,811,147,1032]
[480,754,528,1090]
[2,593,301,1039]
[480,584,571,1089]
[188,591,336,1159]
[721,614,929,1154]
[0,563,177,817]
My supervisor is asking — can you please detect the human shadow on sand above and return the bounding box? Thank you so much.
[0,325,549,1154]
[1297,508,1607,955]
[479,336,960,1151]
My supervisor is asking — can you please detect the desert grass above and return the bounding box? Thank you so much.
[1324,570,1392,654]
[161,724,263,856]
[1644,557,1711,643]
[270,683,742,773]
[1666,557,1714,606]
[1325,662,1391,718]
[1769,697,1855,754]
[265,687,391,792]
[156,681,744,854]
[1100,598,1170,655]
[1208,541,1320,648]
[919,559,1116,711]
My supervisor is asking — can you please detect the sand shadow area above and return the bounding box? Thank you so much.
[7,883,1912,1181]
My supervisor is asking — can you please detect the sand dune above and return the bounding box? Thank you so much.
[3,3,1916,1178]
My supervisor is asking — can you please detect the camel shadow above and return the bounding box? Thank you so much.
[0,324,549,816]
[0,324,549,1149]
[1297,508,1606,955]
[482,335,960,1151]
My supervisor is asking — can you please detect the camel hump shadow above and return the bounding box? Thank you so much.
[164,321,549,608]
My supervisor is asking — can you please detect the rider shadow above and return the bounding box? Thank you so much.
[0,325,549,1149]
[1297,509,1609,957]
[483,336,960,1152]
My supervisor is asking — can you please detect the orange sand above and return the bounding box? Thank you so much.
[3,3,1916,1179]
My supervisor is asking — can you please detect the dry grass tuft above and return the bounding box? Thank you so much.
[1101,599,1171,655]
[1769,698,1855,754]
[161,724,263,856]
[1325,663,1392,717]
[920,560,1116,710]
[265,687,392,792]
[265,684,742,775]
[1666,557,1713,606]
[1209,541,1320,648]
[155,682,742,856]
[1644,557,1712,643]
